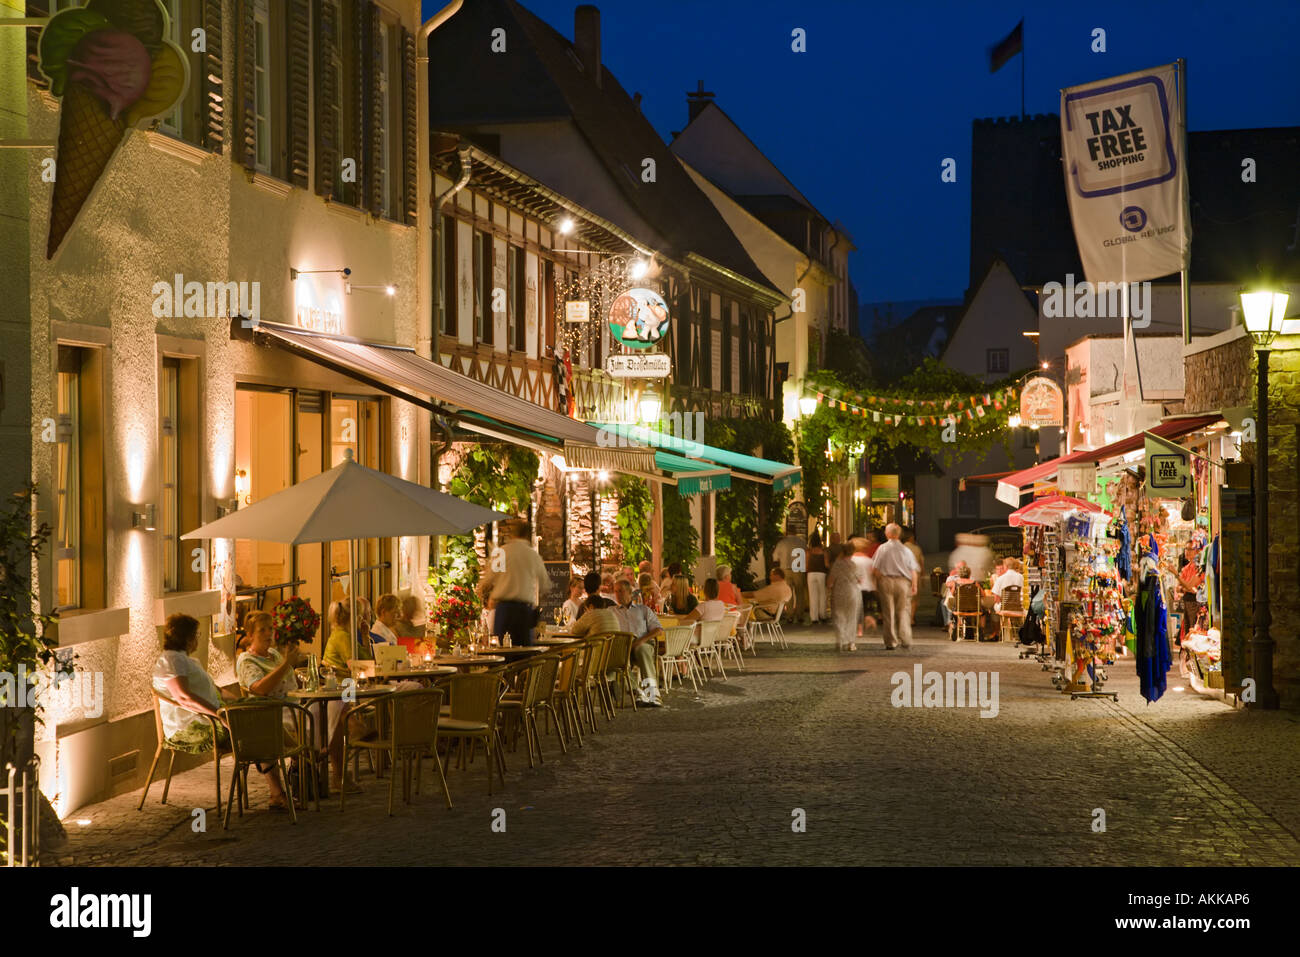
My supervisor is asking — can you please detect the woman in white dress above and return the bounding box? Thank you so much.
[827,549,864,652]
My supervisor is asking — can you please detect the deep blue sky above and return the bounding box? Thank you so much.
[423,0,1300,304]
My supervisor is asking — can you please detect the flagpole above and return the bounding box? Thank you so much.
[1179,57,1190,345]
[1020,25,1026,119]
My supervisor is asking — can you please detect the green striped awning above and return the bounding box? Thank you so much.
[589,422,801,492]
[655,452,730,496]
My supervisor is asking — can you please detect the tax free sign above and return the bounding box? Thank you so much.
[1144,431,1191,497]
[1060,63,1190,284]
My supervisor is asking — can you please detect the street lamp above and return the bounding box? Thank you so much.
[638,389,661,424]
[799,395,817,418]
[1239,287,1289,710]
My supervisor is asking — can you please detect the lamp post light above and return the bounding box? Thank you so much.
[1239,288,1289,710]
[637,388,661,425]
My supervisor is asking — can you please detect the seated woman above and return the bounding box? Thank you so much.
[681,578,726,623]
[561,576,586,625]
[154,613,295,810]
[664,575,698,617]
[393,593,425,639]
[370,593,401,644]
[323,599,363,673]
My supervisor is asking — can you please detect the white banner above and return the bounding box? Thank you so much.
[1060,63,1190,283]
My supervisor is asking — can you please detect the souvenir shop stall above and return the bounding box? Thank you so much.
[1108,458,1223,696]
[1012,495,1126,701]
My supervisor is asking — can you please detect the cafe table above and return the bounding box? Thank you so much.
[288,684,396,755]
[484,645,548,658]
[535,635,579,646]
[419,654,505,672]
[374,665,458,682]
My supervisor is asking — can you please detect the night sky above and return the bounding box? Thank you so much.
[424,0,1300,305]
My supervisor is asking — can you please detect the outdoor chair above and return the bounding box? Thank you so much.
[218,700,318,828]
[581,634,615,726]
[552,644,587,748]
[694,619,728,681]
[138,689,231,816]
[733,604,755,652]
[750,600,787,649]
[954,582,982,641]
[436,673,508,795]
[341,688,451,814]
[530,651,569,756]
[602,631,641,711]
[717,612,745,671]
[659,625,700,693]
[998,585,1026,643]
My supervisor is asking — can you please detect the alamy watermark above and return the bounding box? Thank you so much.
[1,666,104,719]
[1040,274,1151,328]
[596,411,705,456]
[151,273,261,324]
[890,664,999,718]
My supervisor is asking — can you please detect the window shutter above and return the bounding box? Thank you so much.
[201,0,225,153]
[234,0,256,170]
[285,0,311,186]
[401,27,417,226]
[362,2,384,215]
[312,0,338,198]
[26,2,49,87]
[350,0,367,207]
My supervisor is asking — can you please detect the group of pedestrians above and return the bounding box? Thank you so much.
[806,524,922,653]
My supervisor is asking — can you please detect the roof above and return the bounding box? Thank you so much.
[428,0,781,299]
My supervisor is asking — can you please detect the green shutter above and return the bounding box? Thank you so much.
[285,0,311,187]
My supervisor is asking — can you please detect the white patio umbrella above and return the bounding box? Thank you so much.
[183,450,509,658]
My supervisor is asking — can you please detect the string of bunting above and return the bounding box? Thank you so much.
[811,385,1019,427]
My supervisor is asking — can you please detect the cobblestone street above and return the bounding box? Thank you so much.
[52,626,1300,867]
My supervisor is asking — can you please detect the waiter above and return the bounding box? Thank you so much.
[478,519,551,646]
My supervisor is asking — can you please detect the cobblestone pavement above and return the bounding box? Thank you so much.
[50,626,1300,866]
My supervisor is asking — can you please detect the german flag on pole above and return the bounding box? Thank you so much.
[989,18,1023,73]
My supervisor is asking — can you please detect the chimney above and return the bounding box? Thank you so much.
[574,5,601,88]
[686,80,715,124]
[632,92,642,111]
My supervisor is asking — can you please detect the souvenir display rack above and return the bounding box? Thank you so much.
[1020,524,1059,665]
[1060,539,1125,701]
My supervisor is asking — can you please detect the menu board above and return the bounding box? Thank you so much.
[538,561,574,624]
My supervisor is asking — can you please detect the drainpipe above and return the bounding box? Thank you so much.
[432,145,472,336]
[429,415,454,571]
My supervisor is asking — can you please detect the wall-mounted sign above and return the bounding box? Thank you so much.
[605,354,670,378]
[294,274,343,334]
[565,300,590,323]
[1057,464,1097,494]
[608,287,670,349]
[1020,376,1064,428]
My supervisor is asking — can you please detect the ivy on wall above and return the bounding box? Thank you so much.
[712,417,794,590]
[662,489,699,575]
[434,443,539,590]
[613,474,651,566]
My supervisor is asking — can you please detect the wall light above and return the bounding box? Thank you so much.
[346,282,398,296]
[132,504,157,530]
[291,267,350,280]
[628,260,648,280]
[597,470,610,482]
[234,469,250,503]
[854,487,867,500]
[1008,414,1022,429]
[799,396,818,418]
[558,217,574,235]
[638,389,661,424]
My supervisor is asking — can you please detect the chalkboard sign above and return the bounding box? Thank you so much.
[538,561,575,624]
[786,501,808,538]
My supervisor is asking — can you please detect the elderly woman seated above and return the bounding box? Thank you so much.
[236,610,357,795]
[154,613,290,810]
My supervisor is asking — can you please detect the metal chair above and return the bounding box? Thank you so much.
[603,631,640,711]
[659,625,700,693]
[342,688,451,814]
[716,612,745,671]
[138,689,230,816]
[998,585,1026,643]
[750,600,787,649]
[693,619,728,681]
[580,634,615,727]
[218,700,318,828]
[435,673,508,795]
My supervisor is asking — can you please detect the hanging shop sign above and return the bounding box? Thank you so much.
[605,353,670,378]
[1057,464,1097,495]
[1144,431,1191,496]
[608,287,670,349]
[1020,376,1064,428]
[565,300,591,323]
[294,274,343,334]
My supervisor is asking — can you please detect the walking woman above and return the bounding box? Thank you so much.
[827,547,864,652]
[806,532,828,624]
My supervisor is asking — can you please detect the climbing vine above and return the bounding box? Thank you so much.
[613,474,651,566]
[434,443,539,590]
[661,489,699,575]
[712,417,794,589]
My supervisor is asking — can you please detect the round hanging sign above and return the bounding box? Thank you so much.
[608,287,670,350]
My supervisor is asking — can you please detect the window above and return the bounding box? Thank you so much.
[441,216,457,336]
[987,348,1009,374]
[474,230,494,346]
[955,481,980,518]
[160,357,201,592]
[330,397,387,603]
[159,0,202,144]
[55,345,105,611]
[252,0,272,173]
[509,245,526,352]
[543,259,556,357]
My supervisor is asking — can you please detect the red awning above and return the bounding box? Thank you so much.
[994,414,1224,506]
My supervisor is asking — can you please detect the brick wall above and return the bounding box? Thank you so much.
[1185,337,1300,708]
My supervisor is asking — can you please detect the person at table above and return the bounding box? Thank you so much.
[561,576,586,625]
[155,613,295,810]
[664,575,698,617]
[612,579,665,707]
[716,565,743,607]
[568,593,623,638]
[940,561,972,635]
[476,518,551,646]
[637,560,653,579]
[579,570,615,615]
[744,567,793,622]
[991,558,1024,613]
[323,599,364,673]
[681,578,727,623]
[371,593,401,644]
[827,547,863,652]
[393,593,425,639]
[979,558,1007,638]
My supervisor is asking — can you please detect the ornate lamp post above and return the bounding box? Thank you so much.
[1239,288,1289,710]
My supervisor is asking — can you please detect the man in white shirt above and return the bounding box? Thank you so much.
[873,524,921,650]
[611,580,665,707]
[477,520,551,646]
[992,558,1025,612]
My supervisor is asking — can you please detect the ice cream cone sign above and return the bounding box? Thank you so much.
[38,0,189,259]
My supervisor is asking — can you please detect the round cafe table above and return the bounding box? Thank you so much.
[485,645,548,658]
[288,684,396,755]
[419,654,505,672]
[535,635,579,645]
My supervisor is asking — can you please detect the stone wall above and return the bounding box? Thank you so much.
[1185,335,1300,708]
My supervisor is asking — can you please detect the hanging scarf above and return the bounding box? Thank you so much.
[1135,543,1171,704]
[1116,505,1132,582]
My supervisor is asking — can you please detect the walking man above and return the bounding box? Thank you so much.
[477,519,551,646]
[873,523,920,650]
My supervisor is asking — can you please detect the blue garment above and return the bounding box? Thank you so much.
[1136,567,1171,704]
[1116,506,1132,582]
